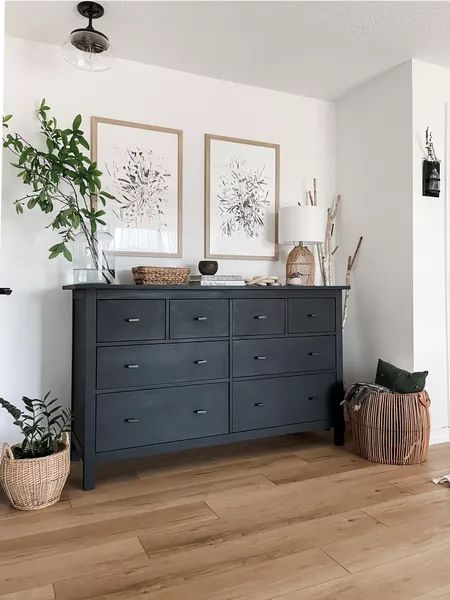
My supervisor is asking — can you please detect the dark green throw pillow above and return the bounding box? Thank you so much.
[375,359,428,393]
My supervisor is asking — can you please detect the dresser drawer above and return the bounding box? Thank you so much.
[288,298,335,333]
[170,299,229,338]
[96,383,229,452]
[97,341,229,389]
[233,299,285,336]
[232,373,334,432]
[97,300,165,343]
[233,336,335,377]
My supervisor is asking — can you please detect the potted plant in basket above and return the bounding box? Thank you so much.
[0,393,71,510]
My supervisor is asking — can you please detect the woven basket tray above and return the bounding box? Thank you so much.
[132,266,190,285]
[349,390,430,465]
[0,433,70,511]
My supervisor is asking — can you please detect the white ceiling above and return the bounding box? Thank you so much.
[6,1,450,100]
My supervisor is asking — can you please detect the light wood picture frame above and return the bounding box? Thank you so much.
[91,116,183,257]
[205,134,280,261]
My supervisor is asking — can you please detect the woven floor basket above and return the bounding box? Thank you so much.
[349,391,430,465]
[132,266,191,285]
[0,433,70,511]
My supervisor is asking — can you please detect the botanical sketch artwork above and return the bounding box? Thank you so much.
[92,118,182,256]
[218,157,270,239]
[206,135,279,260]
[106,148,171,228]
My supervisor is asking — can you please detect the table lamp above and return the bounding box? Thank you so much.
[279,205,326,285]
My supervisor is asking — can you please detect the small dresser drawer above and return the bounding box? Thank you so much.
[96,383,229,452]
[232,373,335,432]
[288,298,335,334]
[97,300,165,343]
[233,336,335,377]
[233,299,285,336]
[97,341,229,390]
[170,299,229,338]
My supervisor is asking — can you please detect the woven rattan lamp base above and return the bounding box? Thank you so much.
[286,245,315,285]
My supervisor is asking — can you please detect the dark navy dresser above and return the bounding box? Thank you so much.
[64,284,348,489]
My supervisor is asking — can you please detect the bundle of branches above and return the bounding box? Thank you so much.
[305,178,363,326]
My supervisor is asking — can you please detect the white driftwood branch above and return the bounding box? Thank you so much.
[321,194,341,285]
[342,236,363,328]
[307,178,362,324]
[317,243,326,285]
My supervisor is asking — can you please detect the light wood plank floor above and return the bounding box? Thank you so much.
[1,432,450,599]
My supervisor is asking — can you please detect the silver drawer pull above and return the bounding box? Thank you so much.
[255,356,267,360]
[195,316,208,321]
[126,318,140,323]
[195,359,208,365]
[255,315,267,320]
[254,402,266,407]
[194,409,207,415]
[125,364,140,369]
[308,352,320,356]
[308,314,318,318]
[124,418,139,423]
[308,396,318,401]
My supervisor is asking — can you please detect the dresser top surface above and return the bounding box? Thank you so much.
[63,284,349,291]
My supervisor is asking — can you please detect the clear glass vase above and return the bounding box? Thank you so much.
[73,226,115,285]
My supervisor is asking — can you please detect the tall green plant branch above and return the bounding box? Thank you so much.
[2,99,114,273]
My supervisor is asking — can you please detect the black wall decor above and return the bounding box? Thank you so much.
[423,160,441,197]
[423,127,441,197]
[64,284,348,490]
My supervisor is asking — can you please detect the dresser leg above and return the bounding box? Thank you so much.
[82,459,95,490]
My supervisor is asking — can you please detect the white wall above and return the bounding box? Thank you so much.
[336,62,414,384]
[412,60,450,443]
[0,0,4,244]
[0,36,335,443]
[337,59,450,444]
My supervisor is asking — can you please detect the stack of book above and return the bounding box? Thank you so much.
[190,274,246,287]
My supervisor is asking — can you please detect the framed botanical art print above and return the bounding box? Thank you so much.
[205,134,279,260]
[91,117,183,257]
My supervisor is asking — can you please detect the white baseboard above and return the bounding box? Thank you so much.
[430,427,450,445]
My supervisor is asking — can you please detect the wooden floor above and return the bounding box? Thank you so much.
[2,433,450,599]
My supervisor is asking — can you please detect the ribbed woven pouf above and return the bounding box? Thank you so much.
[349,390,430,465]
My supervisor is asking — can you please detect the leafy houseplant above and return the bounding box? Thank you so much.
[2,100,115,283]
[0,393,71,511]
[0,393,71,459]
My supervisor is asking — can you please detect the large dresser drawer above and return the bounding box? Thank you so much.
[288,298,335,333]
[170,299,229,338]
[232,373,335,432]
[233,336,335,377]
[233,299,285,336]
[96,383,229,452]
[97,341,229,389]
[97,299,165,343]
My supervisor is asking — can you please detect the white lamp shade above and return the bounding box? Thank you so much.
[279,205,326,245]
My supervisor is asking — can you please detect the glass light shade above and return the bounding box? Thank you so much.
[61,33,113,72]
[279,205,327,245]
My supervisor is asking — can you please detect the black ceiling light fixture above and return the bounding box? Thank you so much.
[61,2,113,72]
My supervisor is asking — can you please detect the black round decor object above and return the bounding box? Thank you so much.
[198,260,218,275]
